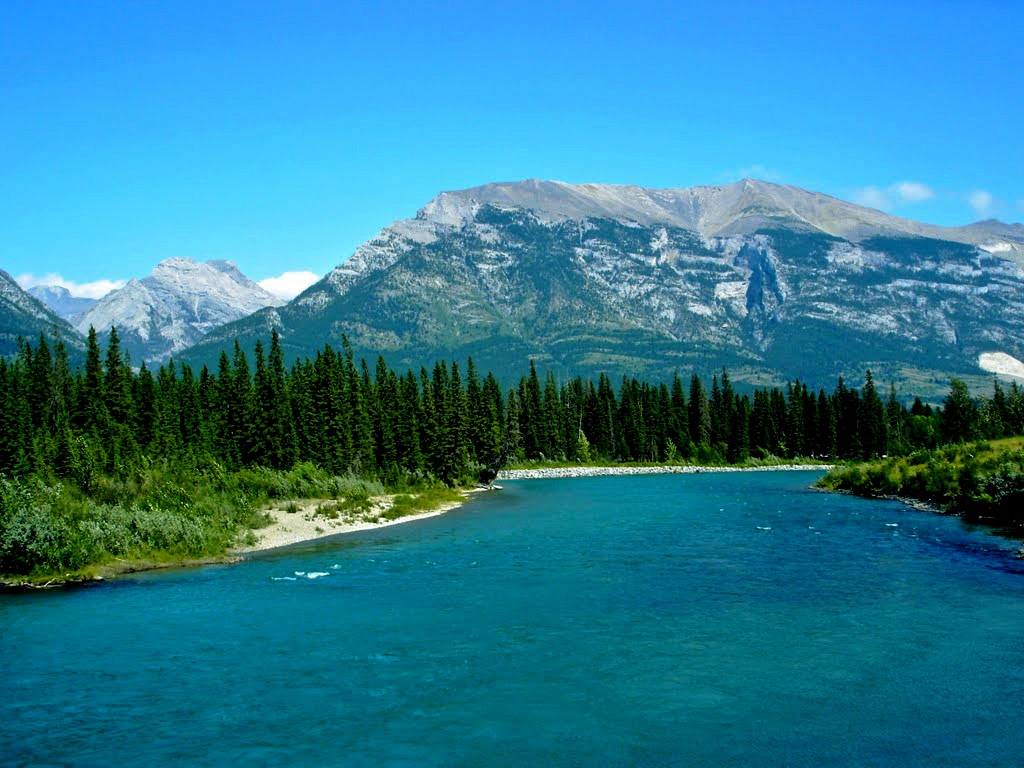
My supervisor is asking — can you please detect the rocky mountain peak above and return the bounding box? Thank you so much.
[76,258,284,362]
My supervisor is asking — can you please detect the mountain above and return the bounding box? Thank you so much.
[76,258,285,363]
[27,285,98,321]
[179,179,1024,395]
[0,269,85,357]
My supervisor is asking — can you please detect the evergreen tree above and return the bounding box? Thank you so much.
[372,356,400,476]
[396,370,423,472]
[688,374,711,449]
[667,373,692,457]
[816,389,837,457]
[228,340,254,465]
[133,362,157,453]
[81,326,110,438]
[940,379,978,443]
[859,370,887,458]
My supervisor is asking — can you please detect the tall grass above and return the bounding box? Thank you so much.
[0,460,426,578]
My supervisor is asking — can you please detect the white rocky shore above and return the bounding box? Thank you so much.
[497,464,834,480]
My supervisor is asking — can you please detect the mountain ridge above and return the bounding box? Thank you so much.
[177,178,1024,397]
[0,269,86,357]
[27,285,97,321]
[418,179,1024,261]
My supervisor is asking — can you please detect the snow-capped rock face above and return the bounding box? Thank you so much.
[180,180,1024,397]
[27,285,97,321]
[0,269,85,356]
[77,258,284,362]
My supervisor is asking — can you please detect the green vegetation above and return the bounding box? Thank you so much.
[3,325,1024,580]
[817,437,1024,527]
[0,460,389,580]
[381,488,466,521]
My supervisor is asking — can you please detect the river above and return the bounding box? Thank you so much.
[3,471,1023,766]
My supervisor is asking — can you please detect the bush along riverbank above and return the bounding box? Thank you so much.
[0,461,468,587]
[817,437,1024,532]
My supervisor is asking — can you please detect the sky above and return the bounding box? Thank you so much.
[3,0,1022,299]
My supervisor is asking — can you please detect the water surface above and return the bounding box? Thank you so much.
[3,472,1023,767]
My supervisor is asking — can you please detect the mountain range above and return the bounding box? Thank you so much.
[26,285,97,321]
[179,179,1024,396]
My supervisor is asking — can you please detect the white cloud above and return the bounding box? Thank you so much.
[258,270,320,300]
[968,189,996,218]
[15,272,125,299]
[1017,199,1024,214]
[853,181,935,211]
[892,181,934,203]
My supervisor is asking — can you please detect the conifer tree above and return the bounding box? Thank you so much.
[419,367,441,477]
[81,326,110,438]
[688,374,711,449]
[372,356,400,475]
[542,371,563,459]
[104,327,133,427]
[940,379,978,443]
[396,370,423,472]
[177,363,202,461]
[228,340,254,465]
[476,370,504,464]
[133,362,157,453]
[268,329,297,468]
[859,370,887,458]
[667,373,691,457]
[816,389,837,457]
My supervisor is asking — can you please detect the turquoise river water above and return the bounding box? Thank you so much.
[2,471,1024,767]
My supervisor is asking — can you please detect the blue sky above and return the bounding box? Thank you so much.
[3,0,1022,298]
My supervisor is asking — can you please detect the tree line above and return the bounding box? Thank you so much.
[2,328,1023,488]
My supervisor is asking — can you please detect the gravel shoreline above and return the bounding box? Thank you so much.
[497,464,834,480]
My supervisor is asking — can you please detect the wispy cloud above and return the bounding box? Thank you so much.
[718,164,786,183]
[15,272,125,299]
[967,189,996,219]
[891,181,934,203]
[258,270,319,300]
[852,181,935,211]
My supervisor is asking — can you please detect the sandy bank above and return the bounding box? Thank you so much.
[497,464,834,480]
[230,490,480,555]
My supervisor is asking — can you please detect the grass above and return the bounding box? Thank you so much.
[0,460,462,584]
[380,487,466,521]
[817,437,1024,527]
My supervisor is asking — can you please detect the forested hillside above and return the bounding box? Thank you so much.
[5,328,1023,485]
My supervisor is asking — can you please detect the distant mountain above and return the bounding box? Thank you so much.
[27,285,97,321]
[178,179,1024,396]
[76,258,284,363]
[0,269,85,357]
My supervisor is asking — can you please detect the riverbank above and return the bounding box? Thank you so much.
[498,463,834,480]
[816,438,1024,525]
[1,487,483,589]
[231,489,481,554]
[816,439,1024,556]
